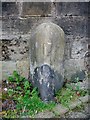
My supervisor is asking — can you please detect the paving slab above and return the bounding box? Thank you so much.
[34,110,55,118]
[64,112,88,118]
[69,99,82,110]
[52,104,69,116]
[79,95,89,103]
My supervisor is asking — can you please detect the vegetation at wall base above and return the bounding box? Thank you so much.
[2,71,55,118]
[2,71,88,118]
[56,77,88,108]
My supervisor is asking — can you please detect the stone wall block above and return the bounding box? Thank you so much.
[2,59,30,80]
[21,2,51,17]
[16,59,30,79]
[2,61,17,80]
[64,59,86,81]
[2,17,53,36]
[2,17,32,35]
[0,2,2,17]
[0,61,2,83]
[2,2,19,17]
[2,39,29,61]
[0,41,2,61]
[56,2,89,16]
[54,16,88,37]
[71,37,88,59]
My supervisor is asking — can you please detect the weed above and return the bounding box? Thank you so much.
[56,77,88,108]
[3,72,88,118]
[3,71,55,118]
[73,104,85,112]
[56,87,77,108]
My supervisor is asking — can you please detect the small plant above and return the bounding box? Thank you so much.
[3,72,88,118]
[3,71,55,118]
[56,77,88,108]
[66,77,88,96]
[73,103,85,112]
[56,87,77,108]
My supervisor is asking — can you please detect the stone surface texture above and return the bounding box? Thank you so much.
[52,104,68,116]
[63,102,90,118]
[64,112,88,118]
[0,61,2,83]
[29,22,65,102]
[32,64,64,102]
[1,2,89,83]
[34,95,89,118]
[2,39,29,61]
[1,2,89,118]
[34,111,55,118]
[30,22,65,78]
[21,2,51,16]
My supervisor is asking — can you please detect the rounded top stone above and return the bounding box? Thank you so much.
[30,22,65,76]
[36,22,64,32]
[34,22,64,39]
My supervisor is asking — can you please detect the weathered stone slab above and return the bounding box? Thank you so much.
[30,22,65,76]
[88,18,90,38]
[30,22,65,102]
[70,79,89,90]
[79,95,89,103]
[33,64,65,102]
[0,61,2,83]
[0,2,1,17]
[2,16,32,35]
[64,112,88,118]
[21,2,51,17]
[2,2,19,17]
[52,104,69,116]
[2,39,29,61]
[64,36,88,60]
[34,110,55,118]
[69,99,82,110]
[84,103,90,114]
[0,41,2,61]
[2,16,52,35]
[2,61,17,80]
[16,59,30,79]
[56,2,89,16]
[55,16,88,37]
[2,60,30,80]
[84,51,90,74]
[64,59,86,81]
[71,37,88,59]
[0,20,1,39]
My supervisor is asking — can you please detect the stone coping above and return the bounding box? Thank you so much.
[34,95,89,118]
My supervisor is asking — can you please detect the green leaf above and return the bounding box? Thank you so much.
[24,81,30,89]
[31,87,38,95]
[16,86,22,91]
[76,85,80,91]
[25,90,30,95]
[6,70,56,117]
[8,89,14,96]
[75,77,79,82]
[16,77,19,82]
[8,76,14,82]
[13,71,19,77]
[19,76,25,82]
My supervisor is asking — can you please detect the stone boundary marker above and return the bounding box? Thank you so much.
[34,95,89,118]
